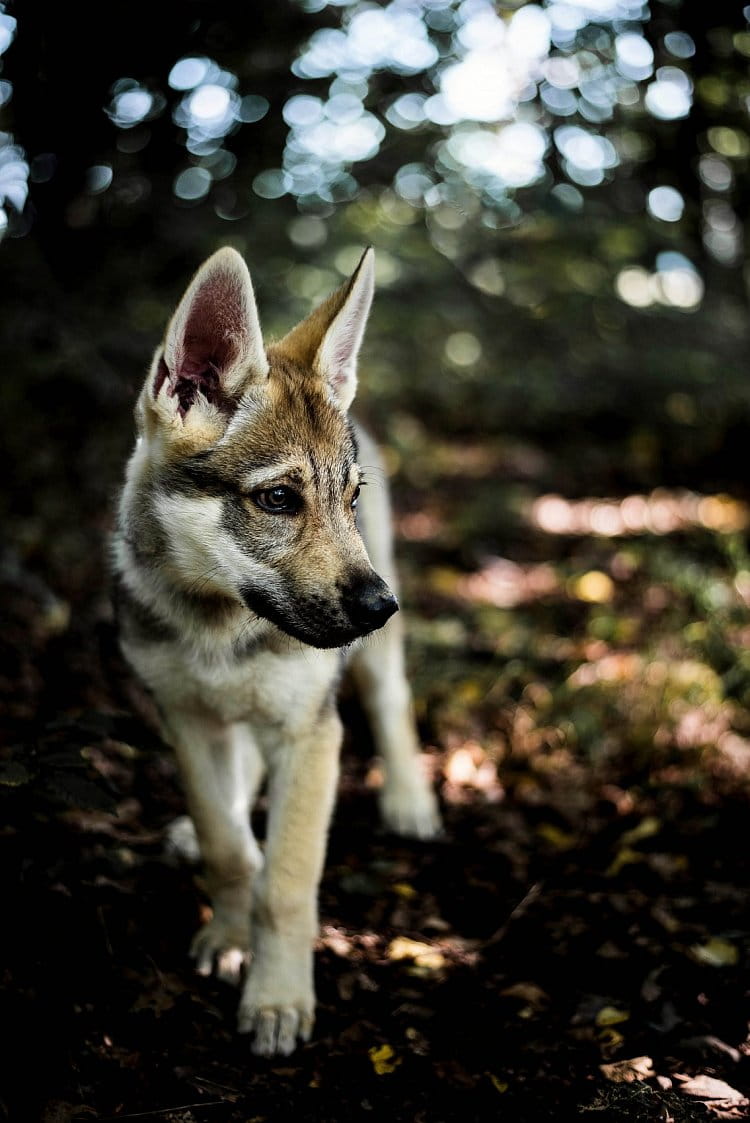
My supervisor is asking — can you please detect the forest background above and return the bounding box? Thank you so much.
[1,2,750,1119]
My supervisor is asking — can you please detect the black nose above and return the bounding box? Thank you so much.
[342,576,399,631]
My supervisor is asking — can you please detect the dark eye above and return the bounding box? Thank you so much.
[253,486,301,514]
[351,485,361,510]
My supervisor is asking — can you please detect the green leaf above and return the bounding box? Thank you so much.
[0,760,33,787]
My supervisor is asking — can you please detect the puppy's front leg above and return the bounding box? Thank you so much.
[165,712,264,982]
[239,706,342,1056]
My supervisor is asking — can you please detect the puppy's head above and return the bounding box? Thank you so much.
[132,246,397,648]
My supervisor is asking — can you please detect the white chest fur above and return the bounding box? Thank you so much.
[122,632,341,732]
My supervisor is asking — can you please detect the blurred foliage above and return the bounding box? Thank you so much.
[1,0,750,556]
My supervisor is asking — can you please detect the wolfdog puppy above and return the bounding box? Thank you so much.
[113,246,440,1056]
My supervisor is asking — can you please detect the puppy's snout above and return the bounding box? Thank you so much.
[342,575,398,631]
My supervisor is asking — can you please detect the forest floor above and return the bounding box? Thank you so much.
[1,430,750,1122]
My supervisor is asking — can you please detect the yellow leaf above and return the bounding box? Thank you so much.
[596,1006,630,1027]
[621,816,661,847]
[387,937,446,970]
[368,1044,401,1075]
[487,1074,508,1094]
[690,937,738,967]
[598,1027,625,1056]
[536,823,577,851]
[606,847,644,876]
[392,881,417,900]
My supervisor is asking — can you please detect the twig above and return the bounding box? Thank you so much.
[485,880,545,946]
[97,905,113,957]
[99,1102,226,1120]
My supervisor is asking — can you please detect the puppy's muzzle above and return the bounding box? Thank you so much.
[341,575,398,634]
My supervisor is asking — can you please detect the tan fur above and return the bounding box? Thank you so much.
[114,247,440,1057]
[272,252,367,369]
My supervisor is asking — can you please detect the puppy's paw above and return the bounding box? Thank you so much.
[165,814,201,863]
[238,954,315,1056]
[379,781,442,839]
[238,1002,314,1057]
[190,913,250,984]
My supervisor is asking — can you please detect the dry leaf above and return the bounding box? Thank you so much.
[500,981,550,1007]
[678,1074,746,1103]
[599,1056,655,1084]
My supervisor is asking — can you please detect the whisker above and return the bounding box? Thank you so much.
[181,563,226,599]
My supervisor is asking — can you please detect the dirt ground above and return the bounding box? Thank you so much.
[1,434,749,1122]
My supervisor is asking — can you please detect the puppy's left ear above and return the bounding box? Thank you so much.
[314,247,374,410]
[275,247,375,410]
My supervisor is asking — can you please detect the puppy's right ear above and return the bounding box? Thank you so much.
[141,247,268,445]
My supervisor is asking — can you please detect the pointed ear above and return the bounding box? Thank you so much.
[275,247,375,411]
[150,247,268,429]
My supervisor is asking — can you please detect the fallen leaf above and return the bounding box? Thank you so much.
[42,1102,97,1123]
[599,1056,655,1084]
[677,1074,746,1103]
[536,823,577,851]
[596,1005,630,1027]
[387,937,446,970]
[690,937,738,967]
[0,760,32,786]
[679,1035,741,1063]
[650,904,680,933]
[606,847,645,876]
[392,881,417,899]
[598,1027,625,1058]
[130,988,177,1018]
[500,981,550,1007]
[368,1043,401,1075]
[487,1073,508,1093]
[621,816,661,846]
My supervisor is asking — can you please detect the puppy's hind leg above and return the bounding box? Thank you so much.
[165,712,265,983]
[351,617,441,839]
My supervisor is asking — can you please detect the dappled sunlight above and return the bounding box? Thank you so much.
[712,732,750,781]
[530,490,748,537]
[271,0,705,230]
[397,509,445,542]
[0,4,25,239]
[567,651,642,688]
[615,252,704,310]
[455,558,559,608]
[318,925,479,972]
[25,0,748,365]
[442,740,505,804]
